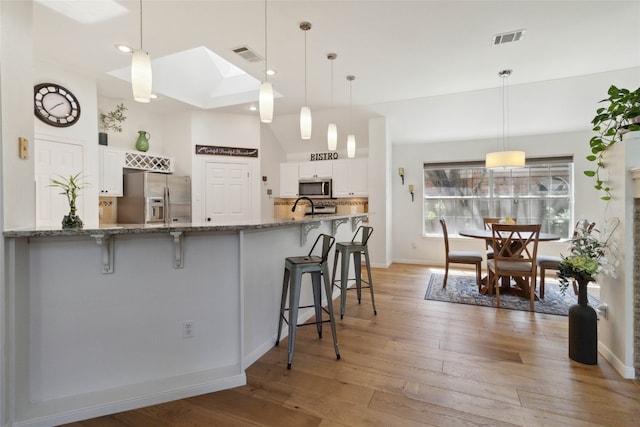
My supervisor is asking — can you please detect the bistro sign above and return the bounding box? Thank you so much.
[310,152,339,161]
[195,145,258,158]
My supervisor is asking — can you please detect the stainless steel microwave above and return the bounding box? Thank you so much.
[298,179,332,198]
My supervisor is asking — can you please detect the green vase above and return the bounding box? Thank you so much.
[135,131,150,152]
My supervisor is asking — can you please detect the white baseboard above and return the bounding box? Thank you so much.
[12,370,246,427]
[598,341,636,379]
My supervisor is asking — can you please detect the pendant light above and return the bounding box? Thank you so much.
[327,53,338,150]
[346,75,356,158]
[485,69,525,168]
[131,0,152,103]
[259,0,273,123]
[299,22,312,140]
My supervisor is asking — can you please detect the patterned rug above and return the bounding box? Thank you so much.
[425,273,599,316]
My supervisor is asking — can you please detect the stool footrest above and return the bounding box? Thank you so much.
[280,306,332,328]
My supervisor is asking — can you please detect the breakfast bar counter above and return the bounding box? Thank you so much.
[4,214,366,426]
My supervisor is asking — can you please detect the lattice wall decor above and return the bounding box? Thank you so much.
[124,151,173,173]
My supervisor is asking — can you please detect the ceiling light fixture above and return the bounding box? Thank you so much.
[259,0,273,123]
[346,75,356,158]
[131,0,152,103]
[485,69,524,169]
[327,53,338,151]
[299,21,312,140]
[115,43,132,53]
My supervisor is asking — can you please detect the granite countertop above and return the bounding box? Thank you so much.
[3,213,368,238]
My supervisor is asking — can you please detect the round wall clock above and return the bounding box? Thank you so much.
[33,83,81,127]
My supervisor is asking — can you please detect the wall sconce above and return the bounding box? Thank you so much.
[409,184,414,202]
[399,168,405,185]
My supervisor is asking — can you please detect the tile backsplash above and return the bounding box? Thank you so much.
[99,197,117,225]
[274,197,368,220]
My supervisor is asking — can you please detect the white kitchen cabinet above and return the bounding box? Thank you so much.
[99,148,124,196]
[279,163,299,198]
[332,158,368,197]
[298,161,333,179]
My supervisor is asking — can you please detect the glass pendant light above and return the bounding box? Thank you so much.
[346,75,356,158]
[259,0,273,123]
[132,0,152,103]
[327,53,338,150]
[485,69,525,168]
[299,22,312,140]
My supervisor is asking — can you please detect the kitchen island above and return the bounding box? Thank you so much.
[3,214,366,427]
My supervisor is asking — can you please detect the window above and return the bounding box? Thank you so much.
[423,158,573,238]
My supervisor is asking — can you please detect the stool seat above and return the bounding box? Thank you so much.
[276,234,340,369]
[331,226,377,319]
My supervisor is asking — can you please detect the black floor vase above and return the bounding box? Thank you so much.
[568,280,598,365]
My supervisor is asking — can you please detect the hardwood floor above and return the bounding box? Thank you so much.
[65,263,639,426]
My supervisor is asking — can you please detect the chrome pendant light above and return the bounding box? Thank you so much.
[346,75,356,158]
[299,22,312,140]
[485,69,525,168]
[327,53,338,150]
[259,0,273,123]
[132,0,152,103]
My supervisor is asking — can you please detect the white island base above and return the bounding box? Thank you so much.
[4,215,365,426]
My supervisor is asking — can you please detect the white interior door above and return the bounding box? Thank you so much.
[35,139,84,226]
[204,161,250,224]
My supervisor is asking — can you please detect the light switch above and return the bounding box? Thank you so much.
[19,137,28,159]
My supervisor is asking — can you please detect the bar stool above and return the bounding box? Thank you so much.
[331,226,377,319]
[276,233,340,369]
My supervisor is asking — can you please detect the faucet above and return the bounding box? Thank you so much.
[292,196,314,215]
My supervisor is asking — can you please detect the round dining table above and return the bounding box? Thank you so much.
[457,228,561,297]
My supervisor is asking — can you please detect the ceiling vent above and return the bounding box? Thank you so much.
[232,45,263,63]
[492,29,526,45]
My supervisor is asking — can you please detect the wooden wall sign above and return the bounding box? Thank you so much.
[195,145,258,158]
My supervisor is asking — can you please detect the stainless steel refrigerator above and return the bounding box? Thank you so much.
[118,171,191,224]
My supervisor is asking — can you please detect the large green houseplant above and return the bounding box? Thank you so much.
[586,85,640,200]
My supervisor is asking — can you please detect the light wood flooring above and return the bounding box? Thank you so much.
[65,263,639,426]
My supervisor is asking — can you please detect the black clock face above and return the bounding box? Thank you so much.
[34,83,81,127]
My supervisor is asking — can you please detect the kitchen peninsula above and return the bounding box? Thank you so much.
[4,213,366,426]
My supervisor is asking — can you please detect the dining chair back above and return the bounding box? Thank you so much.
[537,220,595,298]
[482,217,501,259]
[439,219,483,290]
[487,223,541,311]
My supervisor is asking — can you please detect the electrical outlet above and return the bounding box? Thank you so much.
[183,320,194,338]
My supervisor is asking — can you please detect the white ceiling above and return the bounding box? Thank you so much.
[33,1,640,153]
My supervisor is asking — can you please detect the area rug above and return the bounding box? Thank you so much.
[424,273,599,316]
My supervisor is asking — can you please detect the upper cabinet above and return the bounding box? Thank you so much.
[98,148,125,196]
[332,158,368,197]
[298,162,333,179]
[279,163,299,198]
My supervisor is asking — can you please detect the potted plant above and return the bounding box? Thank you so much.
[558,220,611,365]
[586,85,640,200]
[98,103,127,146]
[49,173,86,229]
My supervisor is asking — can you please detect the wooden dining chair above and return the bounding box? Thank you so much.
[487,223,541,311]
[537,220,594,298]
[482,217,501,259]
[439,219,483,290]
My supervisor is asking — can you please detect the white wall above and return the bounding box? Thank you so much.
[367,117,392,267]
[2,1,35,230]
[97,97,168,156]
[595,131,640,378]
[259,124,287,220]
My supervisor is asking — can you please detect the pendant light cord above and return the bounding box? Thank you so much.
[264,0,268,82]
[304,29,308,105]
[139,0,143,50]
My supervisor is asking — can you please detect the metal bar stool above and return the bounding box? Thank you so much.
[331,226,377,319]
[276,233,340,369]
